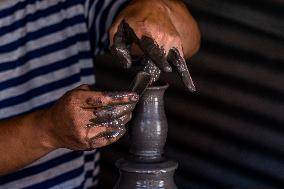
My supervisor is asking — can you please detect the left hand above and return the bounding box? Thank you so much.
[109,0,200,91]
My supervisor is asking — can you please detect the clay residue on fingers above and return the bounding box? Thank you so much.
[104,92,139,104]
[168,47,196,92]
[89,112,132,128]
[111,20,133,68]
[113,21,172,73]
[86,113,131,147]
[139,36,172,73]
[85,92,138,108]
[142,57,161,86]
[130,71,152,95]
[89,127,126,147]
[90,104,136,124]
[111,20,196,93]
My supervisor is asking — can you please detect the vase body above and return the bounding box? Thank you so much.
[114,85,178,189]
[130,85,168,160]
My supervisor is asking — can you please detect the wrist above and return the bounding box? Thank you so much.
[30,109,58,151]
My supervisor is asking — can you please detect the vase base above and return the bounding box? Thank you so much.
[114,159,178,189]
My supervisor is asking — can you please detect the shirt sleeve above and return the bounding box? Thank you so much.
[84,0,130,56]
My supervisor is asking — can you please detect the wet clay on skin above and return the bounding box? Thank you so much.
[85,92,138,108]
[112,20,171,73]
[85,103,132,147]
[142,57,161,86]
[104,92,138,102]
[87,114,129,147]
[83,90,137,147]
[89,127,126,147]
[111,20,133,68]
[139,37,195,91]
[87,112,131,127]
[139,36,172,73]
[87,19,197,147]
[168,48,196,91]
[112,20,196,91]
[89,104,135,124]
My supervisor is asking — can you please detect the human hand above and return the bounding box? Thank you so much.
[42,85,139,150]
[109,0,200,91]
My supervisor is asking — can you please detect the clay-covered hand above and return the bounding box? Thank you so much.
[109,0,200,91]
[42,85,138,150]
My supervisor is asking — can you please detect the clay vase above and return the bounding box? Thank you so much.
[130,84,168,160]
[114,84,178,189]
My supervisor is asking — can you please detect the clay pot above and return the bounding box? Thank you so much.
[114,85,178,189]
[130,84,168,160]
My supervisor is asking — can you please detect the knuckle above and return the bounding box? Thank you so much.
[142,18,152,26]
[169,33,181,44]
[86,94,105,107]
[65,90,80,104]
[93,97,104,106]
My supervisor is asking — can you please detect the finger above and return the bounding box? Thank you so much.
[90,104,136,124]
[87,113,132,128]
[142,57,161,86]
[130,70,152,95]
[167,47,196,92]
[99,113,132,128]
[84,91,139,108]
[88,126,126,148]
[86,113,132,148]
[120,21,172,73]
[139,36,172,73]
[110,20,133,69]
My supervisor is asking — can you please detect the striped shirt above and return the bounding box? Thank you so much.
[0,0,128,188]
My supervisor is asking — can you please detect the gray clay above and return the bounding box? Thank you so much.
[114,85,178,189]
[112,20,199,189]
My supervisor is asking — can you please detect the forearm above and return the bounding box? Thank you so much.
[0,110,55,176]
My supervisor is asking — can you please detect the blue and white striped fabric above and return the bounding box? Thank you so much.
[0,0,128,188]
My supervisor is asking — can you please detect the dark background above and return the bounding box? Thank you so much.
[95,0,284,188]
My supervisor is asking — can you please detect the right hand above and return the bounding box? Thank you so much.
[42,85,139,150]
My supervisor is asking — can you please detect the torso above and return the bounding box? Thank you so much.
[0,0,97,188]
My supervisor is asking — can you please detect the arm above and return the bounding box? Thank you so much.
[0,85,138,176]
[0,110,54,176]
